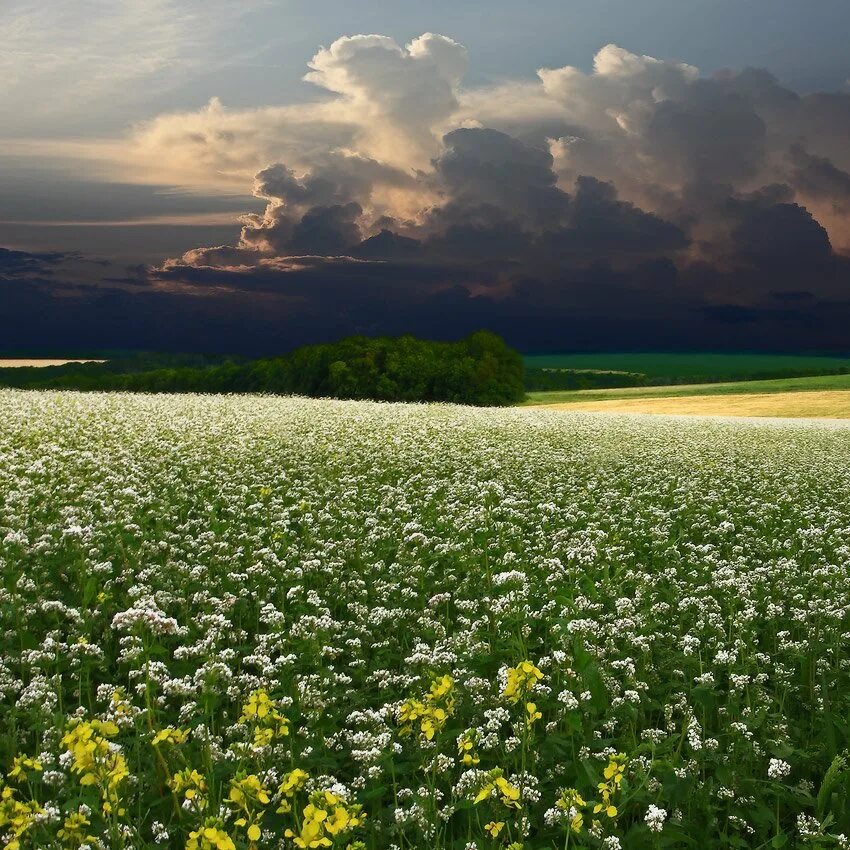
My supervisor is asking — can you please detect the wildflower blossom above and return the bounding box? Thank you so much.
[187,820,236,850]
[503,661,543,704]
[645,804,667,833]
[474,770,522,809]
[768,758,791,780]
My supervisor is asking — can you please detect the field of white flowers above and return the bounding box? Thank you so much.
[2,391,850,850]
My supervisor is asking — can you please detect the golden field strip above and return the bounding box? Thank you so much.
[0,359,104,367]
[535,389,850,418]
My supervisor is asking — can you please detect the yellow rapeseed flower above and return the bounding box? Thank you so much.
[187,820,236,850]
[503,660,543,704]
[525,701,542,728]
[152,727,189,746]
[485,820,505,837]
[474,771,522,809]
[7,755,42,783]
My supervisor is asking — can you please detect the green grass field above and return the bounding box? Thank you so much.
[524,371,850,406]
[523,352,850,383]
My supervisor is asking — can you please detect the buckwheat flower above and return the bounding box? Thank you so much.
[111,597,185,636]
[797,814,820,839]
[640,728,666,744]
[767,758,791,780]
[645,804,667,833]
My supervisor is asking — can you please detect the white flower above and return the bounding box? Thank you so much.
[645,805,667,833]
[768,758,791,780]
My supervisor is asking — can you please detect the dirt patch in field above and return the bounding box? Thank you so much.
[536,390,850,418]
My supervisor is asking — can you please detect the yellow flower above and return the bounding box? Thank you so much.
[590,755,626,821]
[429,674,454,703]
[603,753,627,786]
[398,675,454,740]
[285,790,365,848]
[277,768,309,813]
[421,707,447,741]
[228,774,271,808]
[239,689,290,745]
[187,821,236,850]
[7,755,42,782]
[286,803,332,849]
[170,768,208,809]
[458,731,481,766]
[325,806,352,835]
[485,820,505,837]
[525,701,542,728]
[398,698,426,729]
[94,719,120,737]
[503,660,544,703]
[62,719,129,817]
[110,689,132,717]
[241,689,274,721]
[278,768,309,798]
[496,777,522,809]
[152,726,189,746]
[474,771,522,809]
[57,810,94,846]
[475,782,495,804]
[0,784,43,847]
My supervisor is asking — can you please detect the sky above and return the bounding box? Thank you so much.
[2,0,850,354]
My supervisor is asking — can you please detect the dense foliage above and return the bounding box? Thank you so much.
[1,392,849,849]
[524,369,646,392]
[0,352,232,388]
[0,332,525,407]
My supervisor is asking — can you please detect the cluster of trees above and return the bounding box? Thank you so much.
[1,332,526,407]
[524,368,648,391]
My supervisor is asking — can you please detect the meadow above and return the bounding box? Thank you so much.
[2,390,850,849]
[522,354,850,384]
[525,374,850,418]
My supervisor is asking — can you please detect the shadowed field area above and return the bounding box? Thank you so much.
[535,389,850,418]
[523,352,850,382]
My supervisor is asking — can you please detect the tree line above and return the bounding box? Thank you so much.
[0,332,526,407]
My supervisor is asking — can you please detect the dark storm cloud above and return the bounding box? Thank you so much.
[539,177,689,259]
[789,146,850,212]
[431,128,570,228]
[729,201,832,270]
[644,82,767,184]
[6,246,850,355]
[0,247,73,277]
[5,36,850,353]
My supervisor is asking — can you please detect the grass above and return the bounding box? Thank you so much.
[523,352,850,382]
[524,372,850,407]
